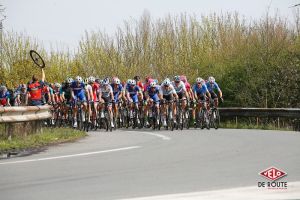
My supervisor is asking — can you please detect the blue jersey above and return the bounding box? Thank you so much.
[206,82,220,92]
[126,85,141,96]
[147,86,160,98]
[71,81,85,95]
[0,91,10,99]
[193,84,208,96]
[111,84,123,96]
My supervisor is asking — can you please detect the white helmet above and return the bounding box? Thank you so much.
[150,81,156,87]
[196,77,204,83]
[163,79,171,86]
[127,79,132,84]
[208,76,215,83]
[54,83,61,88]
[88,76,95,83]
[103,78,109,85]
[130,80,136,85]
[114,78,121,85]
[75,76,82,82]
[66,77,73,84]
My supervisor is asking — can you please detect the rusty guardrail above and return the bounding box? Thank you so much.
[0,105,52,139]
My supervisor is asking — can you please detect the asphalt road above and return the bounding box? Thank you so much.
[0,129,299,200]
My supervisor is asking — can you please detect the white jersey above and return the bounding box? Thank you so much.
[100,85,113,98]
[160,84,176,96]
[172,81,186,94]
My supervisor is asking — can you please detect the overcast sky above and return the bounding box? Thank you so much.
[1,0,299,51]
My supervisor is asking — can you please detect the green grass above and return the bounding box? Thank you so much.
[220,122,293,131]
[0,128,87,153]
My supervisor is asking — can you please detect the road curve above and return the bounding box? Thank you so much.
[0,129,299,200]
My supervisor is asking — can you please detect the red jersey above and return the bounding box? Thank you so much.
[92,82,100,101]
[28,81,44,100]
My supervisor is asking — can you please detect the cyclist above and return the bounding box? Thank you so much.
[71,76,88,128]
[193,77,211,125]
[160,79,178,127]
[84,77,94,123]
[0,86,11,107]
[134,75,144,92]
[99,78,115,128]
[27,68,45,106]
[60,78,73,121]
[111,77,124,122]
[172,75,189,123]
[206,76,223,108]
[126,79,143,121]
[145,81,161,126]
[14,84,27,106]
[89,76,100,124]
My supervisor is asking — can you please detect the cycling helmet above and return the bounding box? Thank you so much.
[127,79,132,84]
[0,85,7,92]
[208,76,215,84]
[21,84,27,89]
[66,77,73,84]
[75,76,82,82]
[130,80,136,85]
[103,78,109,85]
[88,76,95,83]
[54,83,61,88]
[150,81,156,87]
[196,77,204,83]
[163,79,171,86]
[114,78,121,85]
[174,75,180,82]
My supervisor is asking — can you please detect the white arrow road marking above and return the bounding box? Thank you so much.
[0,146,141,165]
[126,131,171,141]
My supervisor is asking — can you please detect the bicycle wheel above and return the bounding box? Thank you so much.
[214,109,220,129]
[29,50,45,68]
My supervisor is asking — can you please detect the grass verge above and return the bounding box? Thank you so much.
[220,122,293,131]
[0,128,87,153]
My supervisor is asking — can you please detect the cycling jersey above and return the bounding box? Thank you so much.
[27,81,44,101]
[136,81,144,92]
[147,85,160,104]
[0,91,10,106]
[71,81,86,102]
[172,81,186,94]
[193,83,208,96]
[60,84,72,101]
[160,84,176,96]
[100,85,113,98]
[184,82,191,92]
[206,82,220,92]
[126,85,141,103]
[92,82,100,101]
[111,83,123,102]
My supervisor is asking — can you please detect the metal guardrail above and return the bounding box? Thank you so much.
[219,108,300,118]
[0,105,52,123]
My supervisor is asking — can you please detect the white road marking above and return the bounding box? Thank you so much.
[0,146,141,165]
[126,131,171,141]
[120,181,300,200]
